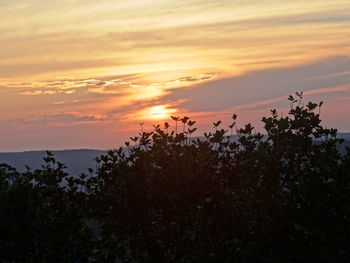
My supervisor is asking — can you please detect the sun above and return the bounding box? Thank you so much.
[140,105,176,120]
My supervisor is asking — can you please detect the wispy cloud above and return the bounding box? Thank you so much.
[19,89,76,96]
[1,0,349,81]
[0,113,107,129]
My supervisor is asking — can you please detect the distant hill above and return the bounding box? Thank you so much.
[338,132,350,141]
[0,149,105,176]
[338,139,350,155]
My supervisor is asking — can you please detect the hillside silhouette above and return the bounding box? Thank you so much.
[0,149,105,176]
[1,93,350,262]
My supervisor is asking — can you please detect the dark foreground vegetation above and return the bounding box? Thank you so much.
[1,93,350,262]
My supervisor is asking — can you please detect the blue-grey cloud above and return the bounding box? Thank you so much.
[161,56,350,111]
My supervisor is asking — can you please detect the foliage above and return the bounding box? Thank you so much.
[0,154,93,262]
[1,93,350,262]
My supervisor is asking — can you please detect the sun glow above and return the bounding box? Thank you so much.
[139,105,176,120]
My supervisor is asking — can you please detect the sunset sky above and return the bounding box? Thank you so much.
[1,0,350,151]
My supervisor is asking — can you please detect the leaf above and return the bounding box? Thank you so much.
[213,120,222,127]
[188,120,196,126]
[188,128,197,134]
[181,116,189,124]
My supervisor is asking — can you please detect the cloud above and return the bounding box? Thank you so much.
[36,113,105,124]
[19,89,76,95]
[13,76,135,97]
[0,113,107,129]
[0,58,121,78]
[105,7,350,49]
[173,73,217,83]
[160,56,350,112]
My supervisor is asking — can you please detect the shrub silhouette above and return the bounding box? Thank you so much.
[1,93,350,262]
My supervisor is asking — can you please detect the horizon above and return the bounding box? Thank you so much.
[1,0,350,151]
[2,132,350,153]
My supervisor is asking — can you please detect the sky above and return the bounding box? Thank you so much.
[1,0,350,151]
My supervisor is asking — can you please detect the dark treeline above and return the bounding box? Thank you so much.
[1,93,350,262]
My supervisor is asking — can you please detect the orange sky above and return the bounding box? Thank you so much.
[1,0,350,151]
